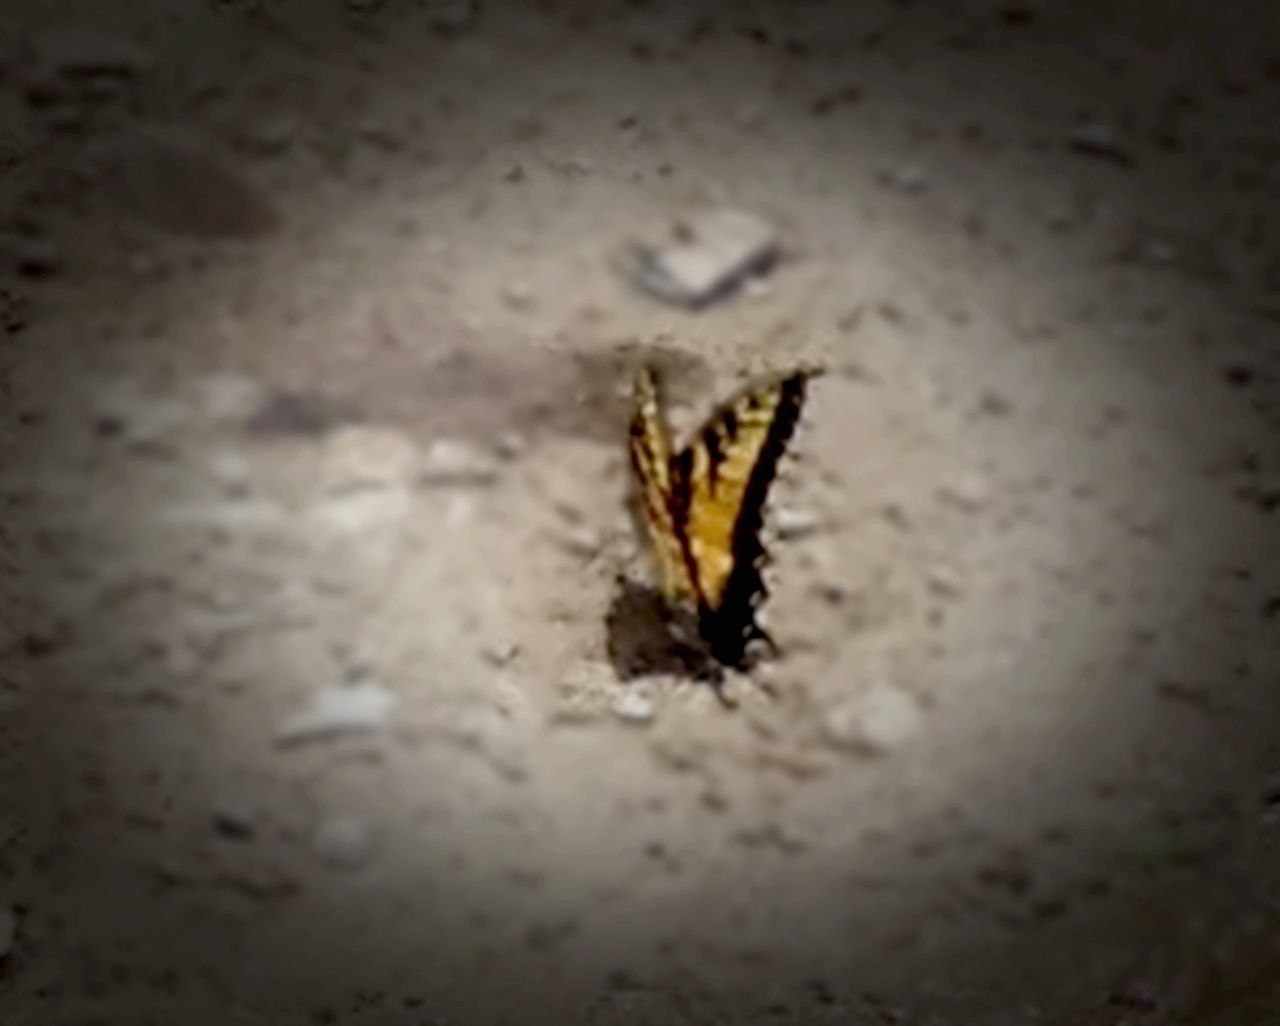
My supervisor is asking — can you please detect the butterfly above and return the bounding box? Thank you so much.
[628,363,822,668]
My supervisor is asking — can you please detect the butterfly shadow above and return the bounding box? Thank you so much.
[604,577,724,686]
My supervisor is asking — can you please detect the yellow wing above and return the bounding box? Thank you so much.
[670,367,821,663]
[628,366,697,604]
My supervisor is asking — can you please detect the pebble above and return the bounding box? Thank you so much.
[197,372,269,423]
[206,448,252,494]
[775,506,821,541]
[275,679,398,746]
[925,565,964,598]
[431,0,481,33]
[937,472,991,511]
[880,164,928,192]
[0,906,13,960]
[418,438,500,487]
[821,685,923,755]
[1068,121,1135,166]
[35,28,154,77]
[500,279,535,310]
[612,688,656,725]
[557,523,602,559]
[241,116,297,157]
[15,239,62,278]
[212,798,256,840]
[322,425,419,493]
[623,207,780,309]
[313,815,375,870]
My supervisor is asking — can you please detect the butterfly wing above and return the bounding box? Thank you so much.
[670,368,819,665]
[628,366,698,605]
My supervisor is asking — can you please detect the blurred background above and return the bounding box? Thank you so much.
[1,1,1278,1023]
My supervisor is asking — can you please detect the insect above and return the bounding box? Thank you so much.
[628,363,822,668]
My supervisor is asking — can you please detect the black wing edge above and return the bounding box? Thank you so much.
[700,367,821,667]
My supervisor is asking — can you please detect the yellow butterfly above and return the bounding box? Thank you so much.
[628,363,822,667]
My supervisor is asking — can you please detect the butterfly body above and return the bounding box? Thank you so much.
[628,363,820,668]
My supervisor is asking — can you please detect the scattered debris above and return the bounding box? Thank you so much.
[620,207,780,310]
[313,815,375,870]
[275,680,398,746]
[821,685,924,755]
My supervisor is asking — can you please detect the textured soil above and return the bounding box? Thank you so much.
[1,2,1279,1024]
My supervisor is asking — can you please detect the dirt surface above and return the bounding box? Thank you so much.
[2,2,1279,1023]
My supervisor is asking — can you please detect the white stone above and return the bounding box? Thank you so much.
[628,207,779,308]
[822,685,923,755]
[775,506,820,541]
[418,438,499,486]
[612,688,655,725]
[322,425,419,493]
[275,680,397,746]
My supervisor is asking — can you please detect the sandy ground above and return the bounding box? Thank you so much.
[1,1,1279,1023]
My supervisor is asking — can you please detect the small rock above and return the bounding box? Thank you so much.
[558,523,602,559]
[313,815,375,870]
[937,472,991,511]
[241,116,297,157]
[880,164,928,192]
[612,688,655,725]
[275,680,397,746]
[495,432,526,460]
[500,279,535,310]
[821,686,923,755]
[212,798,256,839]
[92,383,189,451]
[0,906,13,960]
[206,448,252,494]
[36,28,154,77]
[195,374,266,422]
[925,565,964,598]
[483,641,520,667]
[775,506,821,541]
[622,207,780,310]
[1068,121,1135,167]
[418,438,500,486]
[322,425,419,493]
[247,388,357,436]
[431,0,481,34]
[15,239,62,278]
